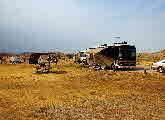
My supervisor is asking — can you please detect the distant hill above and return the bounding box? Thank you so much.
[0,53,18,56]
[137,49,165,65]
[1,49,165,60]
[138,49,165,58]
[160,49,165,54]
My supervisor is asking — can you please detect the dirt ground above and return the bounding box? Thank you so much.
[0,62,165,120]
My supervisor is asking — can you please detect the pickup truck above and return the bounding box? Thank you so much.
[151,60,165,73]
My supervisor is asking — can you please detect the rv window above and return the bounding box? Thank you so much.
[80,53,86,57]
[119,48,136,58]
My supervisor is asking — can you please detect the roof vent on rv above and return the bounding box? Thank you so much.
[114,41,128,46]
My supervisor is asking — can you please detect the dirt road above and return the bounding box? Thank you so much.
[134,65,151,71]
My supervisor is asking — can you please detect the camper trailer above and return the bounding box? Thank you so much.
[77,42,136,70]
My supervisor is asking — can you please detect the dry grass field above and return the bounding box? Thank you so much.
[137,50,165,66]
[0,61,165,120]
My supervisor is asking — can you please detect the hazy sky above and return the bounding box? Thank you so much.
[0,0,165,53]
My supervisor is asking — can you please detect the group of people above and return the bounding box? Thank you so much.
[38,55,58,64]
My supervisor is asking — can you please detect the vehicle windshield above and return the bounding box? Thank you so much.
[80,52,86,57]
[158,60,165,63]
[119,48,136,59]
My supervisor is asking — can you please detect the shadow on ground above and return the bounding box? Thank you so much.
[33,71,67,74]
[132,66,151,71]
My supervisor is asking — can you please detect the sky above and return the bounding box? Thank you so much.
[0,0,165,53]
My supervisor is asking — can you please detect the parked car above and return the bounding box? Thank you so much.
[151,60,165,73]
[10,56,21,64]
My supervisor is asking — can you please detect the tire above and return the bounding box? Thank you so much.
[111,64,117,71]
[101,65,106,70]
[158,67,163,73]
[111,63,114,70]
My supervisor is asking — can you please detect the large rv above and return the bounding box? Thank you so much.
[78,42,136,70]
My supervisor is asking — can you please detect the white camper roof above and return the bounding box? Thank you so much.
[85,47,106,54]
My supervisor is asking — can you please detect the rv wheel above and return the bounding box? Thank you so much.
[158,67,163,73]
[101,65,106,70]
[111,63,115,70]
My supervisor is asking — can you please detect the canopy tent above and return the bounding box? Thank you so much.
[29,53,58,73]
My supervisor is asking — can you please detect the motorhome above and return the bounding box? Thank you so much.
[77,42,136,70]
